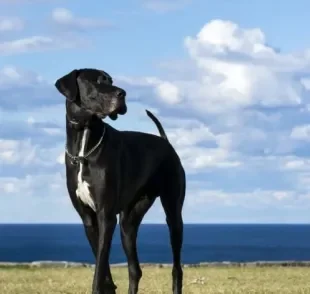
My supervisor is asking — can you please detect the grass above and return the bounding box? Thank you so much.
[1,266,310,293]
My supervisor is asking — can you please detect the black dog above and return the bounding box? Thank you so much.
[55,68,186,294]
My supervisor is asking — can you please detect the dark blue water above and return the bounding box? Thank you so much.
[1,224,310,263]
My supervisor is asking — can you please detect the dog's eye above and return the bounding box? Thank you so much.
[97,76,104,84]
[97,76,108,84]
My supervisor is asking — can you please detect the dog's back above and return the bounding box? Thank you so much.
[101,121,183,206]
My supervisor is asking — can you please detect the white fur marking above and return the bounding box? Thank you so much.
[76,129,96,211]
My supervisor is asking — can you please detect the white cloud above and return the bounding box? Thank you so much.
[27,116,36,124]
[0,66,44,86]
[0,66,62,110]
[291,124,310,141]
[51,8,113,30]
[142,0,191,12]
[115,19,310,177]
[0,0,55,2]
[182,20,307,112]
[0,35,86,56]
[0,136,64,167]
[0,17,24,32]
[180,186,310,224]
[167,125,215,147]
[42,127,62,136]
[0,173,79,223]
[187,188,303,208]
[301,78,310,90]
[284,159,308,170]
[297,172,310,188]
[155,81,181,104]
[161,123,240,170]
[121,20,309,115]
[56,152,65,164]
[180,146,241,171]
[0,173,65,197]
[0,139,36,165]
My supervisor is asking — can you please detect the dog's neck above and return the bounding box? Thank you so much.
[65,107,106,164]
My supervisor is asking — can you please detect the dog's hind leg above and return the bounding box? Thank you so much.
[160,169,186,294]
[119,196,156,294]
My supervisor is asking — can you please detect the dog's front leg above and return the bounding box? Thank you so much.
[92,210,117,294]
[79,209,117,290]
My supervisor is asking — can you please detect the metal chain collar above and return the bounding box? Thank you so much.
[65,124,106,165]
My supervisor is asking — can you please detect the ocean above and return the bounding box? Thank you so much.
[1,224,310,264]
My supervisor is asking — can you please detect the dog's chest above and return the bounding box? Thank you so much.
[76,169,95,211]
[75,131,96,211]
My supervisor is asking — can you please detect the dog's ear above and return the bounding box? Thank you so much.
[55,69,79,101]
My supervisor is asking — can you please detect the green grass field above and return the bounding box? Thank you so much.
[1,266,310,294]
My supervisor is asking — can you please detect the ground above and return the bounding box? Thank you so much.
[1,266,310,293]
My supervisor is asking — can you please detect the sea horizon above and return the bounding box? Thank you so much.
[1,224,310,264]
[1,223,310,225]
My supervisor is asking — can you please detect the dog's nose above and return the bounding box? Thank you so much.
[116,89,126,98]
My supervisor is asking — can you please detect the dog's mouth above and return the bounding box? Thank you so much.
[108,103,127,121]
[95,102,127,121]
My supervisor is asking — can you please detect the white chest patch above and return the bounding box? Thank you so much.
[76,130,96,211]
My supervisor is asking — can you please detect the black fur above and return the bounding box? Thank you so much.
[55,68,186,294]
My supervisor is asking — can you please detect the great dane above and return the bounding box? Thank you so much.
[55,68,186,294]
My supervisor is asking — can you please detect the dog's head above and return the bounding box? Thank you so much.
[55,68,127,122]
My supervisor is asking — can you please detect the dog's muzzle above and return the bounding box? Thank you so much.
[117,102,127,115]
[109,106,126,120]
[108,90,127,120]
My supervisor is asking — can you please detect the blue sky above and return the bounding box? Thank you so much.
[1,0,310,223]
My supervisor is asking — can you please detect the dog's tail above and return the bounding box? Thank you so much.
[146,109,169,141]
